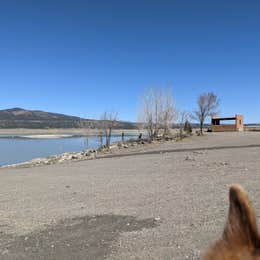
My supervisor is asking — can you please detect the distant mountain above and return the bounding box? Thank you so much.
[0,108,138,129]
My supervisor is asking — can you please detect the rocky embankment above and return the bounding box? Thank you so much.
[1,134,191,169]
[1,139,145,168]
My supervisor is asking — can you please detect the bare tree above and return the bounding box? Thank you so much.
[138,87,177,139]
[100,111,118,147]
[138,88,158,138]
[79,118,91,150]
[178,110,191,138]
[98,131,103,148]
[193,92,220,134]
[160,89,178,136]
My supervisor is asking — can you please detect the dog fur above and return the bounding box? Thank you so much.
[203,185,260,260]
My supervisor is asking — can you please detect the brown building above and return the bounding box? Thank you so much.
[211,114,244,132]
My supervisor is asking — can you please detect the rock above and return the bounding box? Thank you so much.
[109,144,117,150]
[82,151,91,156]
[192,151,206,155]
[58,158,66,163]
[1,249,9,255]
[185,156,195,161]
[90,151,97,159]
[220,162,229,166]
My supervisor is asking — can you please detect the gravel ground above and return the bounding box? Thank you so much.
[1,132,260,259]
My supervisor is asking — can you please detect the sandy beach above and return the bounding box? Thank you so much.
[1,131,260,259]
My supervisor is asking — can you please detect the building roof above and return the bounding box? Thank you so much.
[212,115,243,120]
[212,117,236,121]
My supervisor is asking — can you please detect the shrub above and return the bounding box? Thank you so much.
[184,120,192,134]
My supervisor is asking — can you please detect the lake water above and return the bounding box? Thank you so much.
[0,134,137,166]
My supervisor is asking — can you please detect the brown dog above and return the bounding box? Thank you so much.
[203,185,260,260]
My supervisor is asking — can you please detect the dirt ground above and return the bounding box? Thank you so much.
[1,131,260,259]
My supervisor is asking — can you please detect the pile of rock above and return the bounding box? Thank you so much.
[3,149,98,168]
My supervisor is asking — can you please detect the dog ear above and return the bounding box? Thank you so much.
[223,185,260,248]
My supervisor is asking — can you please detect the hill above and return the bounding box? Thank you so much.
[0,108,138,129]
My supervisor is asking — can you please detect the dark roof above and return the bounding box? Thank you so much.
[212,117,236,121]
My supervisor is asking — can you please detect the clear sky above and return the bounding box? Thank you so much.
[0,0,259,123]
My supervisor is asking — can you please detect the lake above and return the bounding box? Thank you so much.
[0,134,137,166]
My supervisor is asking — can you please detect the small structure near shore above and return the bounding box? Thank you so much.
[211,114,244,132]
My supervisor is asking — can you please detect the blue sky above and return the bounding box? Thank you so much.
[0,0,259,123]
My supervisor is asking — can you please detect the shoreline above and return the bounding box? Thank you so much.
[0,142,136,169]
[2,130,256,169]
[0,135,183,169]
[0,130,147,168]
